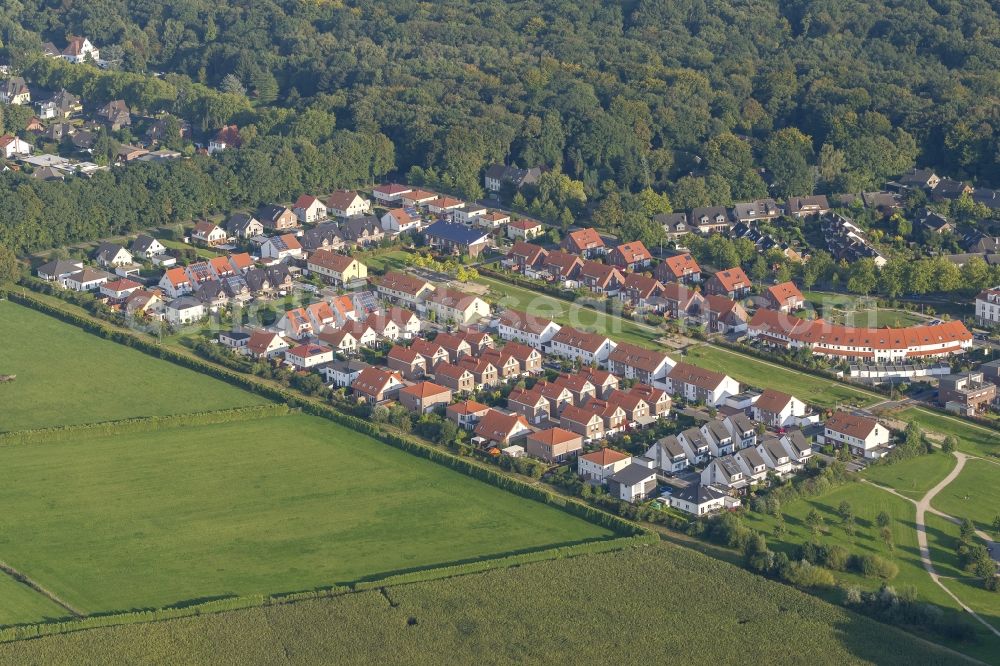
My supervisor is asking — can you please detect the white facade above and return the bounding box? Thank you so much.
[577,454,631,483]
[498,320,561,350]
[550,337,617,365]
[976,288,1000,327]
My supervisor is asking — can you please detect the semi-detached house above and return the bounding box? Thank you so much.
[819,411,891,459]
[376,271,435,307]
[498,309,561,350]
[607,342,675,384]
[549,327,616,365]
[665,362,739,407]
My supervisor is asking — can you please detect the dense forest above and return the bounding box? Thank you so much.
[0,0,998,253]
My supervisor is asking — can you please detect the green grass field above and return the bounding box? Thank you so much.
[479,275,661,347]
[803,291,926,328]
[744,483,954,607]
[863,453,957,499]
[0,413,611,615]
[930,459,1000,536]
[360,249,411,272]
[0,543,962,665]
[0,301,266,432]
[895,408,1000,459]
[0,575,69,627]
[158,238,222,260]
[683,345,878,408]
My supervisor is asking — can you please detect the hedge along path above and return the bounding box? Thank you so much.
[0,563,82,619]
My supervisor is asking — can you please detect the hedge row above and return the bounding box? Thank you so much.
[5,287,648,540]
[0,405,290,446]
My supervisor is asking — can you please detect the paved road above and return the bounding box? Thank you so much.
[865,452,1000,639]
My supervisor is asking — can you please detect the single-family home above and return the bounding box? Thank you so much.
[307,250,367,286]
[208,125,241,154]
[425,196,465,215]
[130,234,167,259]
[424,288,491,325]
[165,296,206,325]
[757,436,795,476]
[507,385,551,424]
[506,218,542,240]
[701,419,736,457]
[260,234,303,261]
[327,190,371,218]
[381,208,420,234]
[99,278,143,302]
[752,389,807,429]
[372,183,412,204]
[226,213,264,240]
[317,327,358,355]
[409,338,449,368]
[401,189,438,207]
[484,164,541,193]
[560,404,606,441]
[763,281,805,313]
[562,228,606,258]
[656,254,701,284]
[319,359,370,388]
[284,343,334,369]
[59,36,100,63]
[342,216,385,247]
[458,356,500,389]
[701,455,747,492]
[705,267,752,300]
[64,267,112,292]
[734,447,768,484]
[431,332,473,363]
[646,435,690,474]
[581,398,627,436]
[665,362,740,407]
[387,345,427,380]
[192,221,228,247]
[780,430,813,467]
[620,273,664,312]
[659,282,705,320]
[526,428,584,463]
[0,77,30,105]
[506,241,549,276]
[702,295,749,334]
[474,410,532,446]
[542,250,584,285]
[577,448,631,483]
[434,362,476,394]
[257,205,298,232]
[352,367,405,405]
[579,261,625,295]
[607,342,675,385]
[481,348,521,381]
[607,460,658,503]
[159,267,194,297]
[447,400,491,430]
[690,207,732,234]
[398,381,452,414]
[670,483,738,516]
[95,100,131,131]
[293,195,327,224]
[244,330,289,359]
[786,195,830,218]
[376,271,435,307]
[820,411,891,459]
[499,342,544,375]
[36,259,84,286]
[453,203,487,225]
[94,243,134,268]
[608,241,653,272]
[423,221,491,258]
[724,413,758,450]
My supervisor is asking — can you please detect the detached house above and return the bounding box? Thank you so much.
[526,428,583,463]
[702,295,749,334]
[285,343,334,369]
[65,268,112,292]
[399,381,452,414]
[706,267,751,299]
[260,234,303,261]
[307,250,367,286]
[423,221,491,258]
[752,389,807,428]
[342,216,384,247]
[665,362,739,407]
[0,134,32,158]
[372,183,412,204]
[670,483,737,516]
[159,267,193,297]
[659,282,705,320]
[507,219,543,240]
[562,228,606,258]
[0,77,30,105]
[376,271,435,307]
[381,208,419,234]
[424,288,491,325]
[36,259,84,286]
[130,234,167,259]
[786,195,830,218]
[94,242,134,268]
[447,399,491,430]
[656,254,701,284]
[257,205,298,232]
[820,411,890,459]
[208,125,241,154]
[327,190,371,218]
[579,261,625,295]
[577,448,631,483]
[293,195,327,224]
[352,367,405,405]
[608,241,652,272]
[607,461,658,503]
[192,221,228,247]
[226,213,264,240]
[95,100,130,131]
[244,330,289,359]
[58,36,100,63]
[474,410,532,446]
[484,164,541,193]
[763,281,805,313]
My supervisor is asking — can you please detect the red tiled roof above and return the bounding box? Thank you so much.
[399,381,450,399]
[711,267,750,292]
[825,410,878,440]
[668,361,731,391]
[754,388,793,414]
[579,448,629,465]
[767,281,804,305]
[662,254,700,278]
[565,228,604,251]
[612,241,652,264]
[551,326,610,353]
[528,428,581,447]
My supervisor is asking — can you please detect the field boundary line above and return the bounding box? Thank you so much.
[0,563,83,618]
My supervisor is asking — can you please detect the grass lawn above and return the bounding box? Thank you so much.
[744,483,956,611]
[158,238,222,260]
[477,275,661,347]
[0,543,963,665]
[930,458,1000,535]
[895,407,1000,459]
[925,514,1000,634]
[683,345,879,408]
[0,575,70,627]
[0,413,612,615]
[862,453,957,500]
[803,291,926,328]
[0,301,267,433]
[361,249,411,272]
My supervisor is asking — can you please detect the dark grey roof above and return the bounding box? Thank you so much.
[342,216,381,240]
[222,331,251,341]
[609,463,656,487]
[130,234,160,253]
[704,419,732,443]
[226,212,260,234]
[657,435,686,458]
[673,483,727,504]
[301,223,345,250]
[716,455,742,478]
[726,413,755,434]
[195,279,225,302]
[689,207,730,225]
[737,447,766,469]
[256,204,291,225]
[782,430,811,455]
[168,295,202,309]
[94,242,128,261]
[37,259,83,277]
[424,221,490,245]
[244,268,269,292]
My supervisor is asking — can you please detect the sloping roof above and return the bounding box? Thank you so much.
[608,342,672,373]
[711,267,750,293]
[377,271,433,296]
[754,388,794,414]
[668,362,731,391]
[612,241,652,264]
[609,463,656,486]
[579,448,629,465]
[825,411,878,440]
[475,409,529,440]
[766,281,804,305]
[326,189,363,210]
[499,309,558,335]
[308,249,356,273]
[399,381,450,399]
[447,399,490,415]
[565,228,604,251]
[552,326,610,353]
[528,428,581,447]
[423,221,489,245]
[662,254,700,278]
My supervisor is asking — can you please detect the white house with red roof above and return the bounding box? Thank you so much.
[284,343,334,369]
[577,448,631,483]
[381,208,420,234]
[550,326,617,365]
[260,234,303,261]
[192,221,227,246]
[59,36,99,63]
[751,389,807,428]
[820,411,891,458]
[243,330,288,359]
[0,134,31,158]
[351,367,405,404]
[498,309,561,349]
[158,267,194,298]
[99,278,143,302]
[293,195,327,224]
[373,183,413,204]
[506,218,542,239]
[665,362,739,407]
